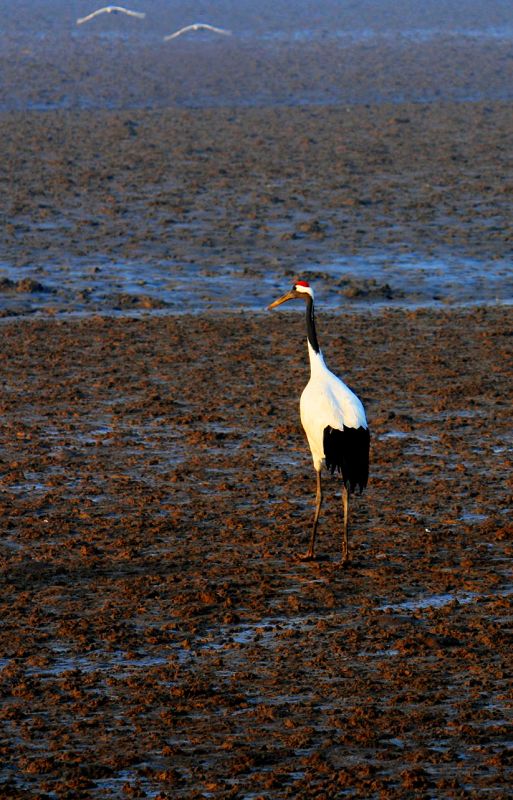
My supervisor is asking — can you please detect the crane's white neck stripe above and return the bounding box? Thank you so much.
[295,284,314,300]
[307,340,327,370]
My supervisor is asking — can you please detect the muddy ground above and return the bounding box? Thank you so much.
[1,1,513,797]
[1,99,512,319]
[0,307,512,798]
[2,101,513,275]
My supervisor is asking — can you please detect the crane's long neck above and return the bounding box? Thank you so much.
[305,295,321,357]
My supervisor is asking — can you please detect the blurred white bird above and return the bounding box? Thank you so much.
[163,24,232,41]
[77,6,146,25]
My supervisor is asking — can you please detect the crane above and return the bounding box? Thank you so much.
[163,24,232,42]
[268,280,370,564]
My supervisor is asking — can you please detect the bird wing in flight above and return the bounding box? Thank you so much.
[163,23,231,41]
[77,6,145,24]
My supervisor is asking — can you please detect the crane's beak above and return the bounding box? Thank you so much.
[267,289,297,310]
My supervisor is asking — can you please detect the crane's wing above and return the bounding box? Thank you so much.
[202,25,231,35]
[164,24,231,41]
[77,7,145,24]
[119,8,146,18]
[323,424,369,491]
[301,372,367,431]
[163,25,193,40]
[300,372,368,488]
[77,9,105,23]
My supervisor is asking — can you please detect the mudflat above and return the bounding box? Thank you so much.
[1,307,512,797]
[1,1,513,797]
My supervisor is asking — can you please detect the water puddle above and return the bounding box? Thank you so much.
[22,616,319,679]
[319,253,513,308]
[201,614,318,653]
[359,648,400,658]
[29,645,173,678]
[459,512,488,523]
[379,430,411,440]
[1,252,512,319]
[382,584,513,613]
[93,770,166,800]
[381,591,478,612]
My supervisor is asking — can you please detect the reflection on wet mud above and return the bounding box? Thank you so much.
[0,252,511,318]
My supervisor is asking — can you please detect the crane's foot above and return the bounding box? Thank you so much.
[297,549,316,562]
[297,551,331,562]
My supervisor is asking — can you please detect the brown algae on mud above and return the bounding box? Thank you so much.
[0,308,512,797]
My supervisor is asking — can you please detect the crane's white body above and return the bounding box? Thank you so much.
[300,342,368,471]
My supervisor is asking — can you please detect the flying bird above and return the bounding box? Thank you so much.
[163,24,232,41]
[76,6,146,25]
[268,281,370,564]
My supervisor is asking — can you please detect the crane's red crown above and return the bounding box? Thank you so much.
[295,280,310,288]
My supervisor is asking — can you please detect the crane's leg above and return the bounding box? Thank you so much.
[341,483,350,564]
[299,469,322,560]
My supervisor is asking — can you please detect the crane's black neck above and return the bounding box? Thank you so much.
[305,295,320,354]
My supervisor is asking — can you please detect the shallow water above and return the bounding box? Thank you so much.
[0,252,511,317]
[382,584,513,613]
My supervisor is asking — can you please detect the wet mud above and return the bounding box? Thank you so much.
[2,99,512,317]
[1,308,512,798]
[1,1,513,797]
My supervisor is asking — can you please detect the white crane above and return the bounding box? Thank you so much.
[163,24,232,42]
[76,6,146,25]
[268,281,370,564]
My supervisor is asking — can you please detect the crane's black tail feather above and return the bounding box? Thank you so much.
[323,425,370,493]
